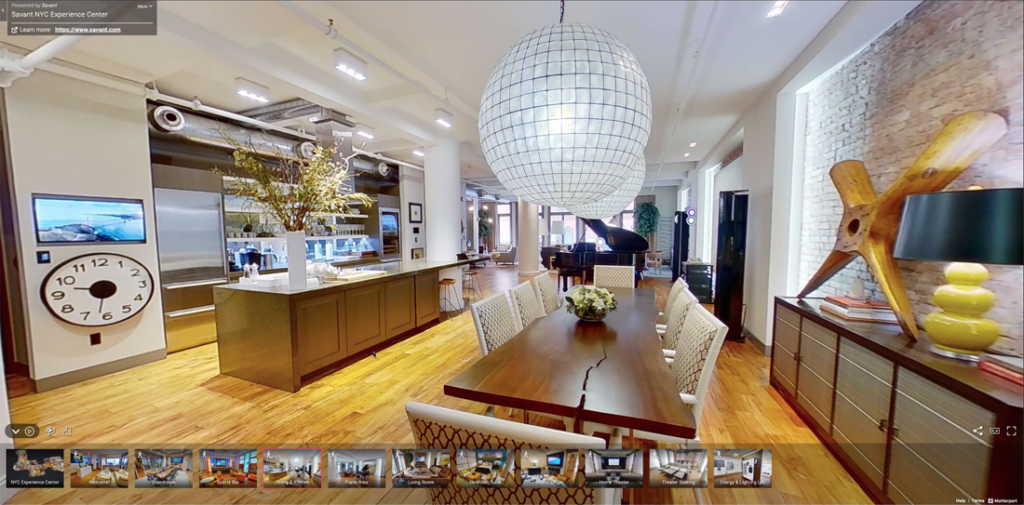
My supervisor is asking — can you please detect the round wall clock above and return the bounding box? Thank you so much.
[40,252,155,327]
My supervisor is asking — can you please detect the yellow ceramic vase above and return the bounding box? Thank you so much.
[923,262,1001,358]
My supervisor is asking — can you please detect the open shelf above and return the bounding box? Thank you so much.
[227,235,369,242]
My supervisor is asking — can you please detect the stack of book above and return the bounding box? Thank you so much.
[979,354,1023,385]
[819,296,898,323]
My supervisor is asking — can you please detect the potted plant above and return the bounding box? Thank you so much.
[478,208,492,251]
[219,141,371,289]
[634,201,660,247]
[565,286,618,322]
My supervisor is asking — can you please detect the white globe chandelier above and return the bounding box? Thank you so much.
[478,9,652,208]
[568,154,646,219]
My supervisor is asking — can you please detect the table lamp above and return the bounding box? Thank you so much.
[893,187,1023,360]
[550,220,566,243]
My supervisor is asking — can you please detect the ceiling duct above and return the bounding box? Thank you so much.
[148,105,316,160]
[240,99,331,124]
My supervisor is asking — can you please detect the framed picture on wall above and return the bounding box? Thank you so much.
[409,203,423,223]
[411,247,424,260]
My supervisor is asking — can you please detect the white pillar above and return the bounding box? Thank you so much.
[517,198,541,276]
[424,138,464,309]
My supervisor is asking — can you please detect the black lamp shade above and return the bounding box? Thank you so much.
[893,188,1023,265]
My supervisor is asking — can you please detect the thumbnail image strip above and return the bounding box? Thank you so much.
[391,449,451,488]
[583,449,643,488]
[198,449,258,488]
[327,450,386,488]
[262,448,323,489]
[649,449,708,488]
[520,449,583,488]
[712,449,772,488]
[5,449,64,489]
[134,449,194,488]
[69,449,128,488]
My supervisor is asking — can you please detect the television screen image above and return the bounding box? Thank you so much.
[214,459,228,467]
[104,458,120,466]
[547,456,562,466]
[33,195,146,244]
[607,458,621,467]
[171,457,183,464]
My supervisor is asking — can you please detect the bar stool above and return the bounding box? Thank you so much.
[439,278,463,319]
[463,270,481,304]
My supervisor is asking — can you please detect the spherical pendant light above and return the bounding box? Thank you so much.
[568,154,646,219]
[478,22,652,208]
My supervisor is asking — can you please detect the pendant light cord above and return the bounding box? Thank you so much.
[559,0,565,23]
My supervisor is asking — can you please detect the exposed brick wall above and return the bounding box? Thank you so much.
[799,0,1024,353]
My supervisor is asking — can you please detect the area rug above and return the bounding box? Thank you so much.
[644,266,673,278]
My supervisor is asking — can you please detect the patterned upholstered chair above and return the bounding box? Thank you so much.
[531,272,562,315]
[405,402,613,505]
[509,281,544,331]
[470,292,519,357]
[656,277,689,334]
[662,288,699,359]
[592,265,635,289]
[584,305,727,448]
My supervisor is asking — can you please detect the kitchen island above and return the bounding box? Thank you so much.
[214,259,473,392]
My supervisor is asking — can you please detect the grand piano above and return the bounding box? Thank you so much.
[552,218,649,290]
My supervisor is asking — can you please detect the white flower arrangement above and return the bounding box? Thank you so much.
[565,286,618,321]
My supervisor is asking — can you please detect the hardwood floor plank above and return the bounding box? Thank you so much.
[7,265,868,504]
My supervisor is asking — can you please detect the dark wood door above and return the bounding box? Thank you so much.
[415,271,439,326]
[384,277,416,338]
[346,283,386,354]
[714,191,748,341]
[296,294,347,375]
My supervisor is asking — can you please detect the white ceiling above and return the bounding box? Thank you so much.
[0,0,845,196]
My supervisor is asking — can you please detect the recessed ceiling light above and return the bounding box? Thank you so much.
[334,48,367,81]
[684,152,691,157]
[235,77,270,103]
[689,141,697,148]
[355,124,375,140]
[767,0,789,18]
[435,109,453,128]
[412,149,425,157]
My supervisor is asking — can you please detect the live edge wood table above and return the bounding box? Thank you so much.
[772,297,1022,505]
[214,259,474,392]
[445,288,696,440]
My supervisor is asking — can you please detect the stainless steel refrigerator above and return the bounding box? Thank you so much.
[152,164,228,353]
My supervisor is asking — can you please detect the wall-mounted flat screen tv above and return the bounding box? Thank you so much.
[603,457,624,469]
[547,455,562,466]
[171,457,184,464]
[105,458,120,466]
[214,459,228,466]
[33,194,146,244]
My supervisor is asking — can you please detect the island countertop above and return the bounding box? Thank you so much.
[215,258,476,299]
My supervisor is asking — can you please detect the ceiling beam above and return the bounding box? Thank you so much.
[157,10,437,146]
[364,83,420,105]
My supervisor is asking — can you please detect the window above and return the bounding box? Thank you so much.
[497,204,512,246]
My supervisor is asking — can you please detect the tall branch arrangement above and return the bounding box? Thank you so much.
[217,140,372,232]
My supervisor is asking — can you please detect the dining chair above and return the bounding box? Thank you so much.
[657,277,689,334]
[592,265,635,289]
[531,272,562,315]
[469,292,519,357]
[404,402,613,504]
[584,305,727,448]
[662,288,699,359]
[509,281,545,331]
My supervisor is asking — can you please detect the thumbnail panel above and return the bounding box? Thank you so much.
[453,449,514,488]
[198,449,258,488]
[5,449,64,489]
[649,449,707,488]
[713,449,772,488]
[391,449,451,488]
[582,449,642,488]
[69,449,129,488]
[134,449,194,488]
[327,450,386,488]
[520,449,583,488]
[262,448,323,489]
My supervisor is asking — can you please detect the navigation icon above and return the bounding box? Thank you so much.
[46,426,56,436]
[62,426,73,436]
[5,424,40,438]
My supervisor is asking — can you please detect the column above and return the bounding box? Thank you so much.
[517,198,541,276]
[424,138,464,309]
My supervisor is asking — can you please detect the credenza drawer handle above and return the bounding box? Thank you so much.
[878,418,888,432]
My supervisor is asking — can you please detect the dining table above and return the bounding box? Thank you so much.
[444,288,696,440]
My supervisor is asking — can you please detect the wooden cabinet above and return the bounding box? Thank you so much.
[345,283,386,355]
[415,271,440,326]
[384,277,417,338]
[296,294,347,376]
[770,298,1022,505]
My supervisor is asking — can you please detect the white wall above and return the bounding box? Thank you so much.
[4,71,166,380]
[399,168,426,261]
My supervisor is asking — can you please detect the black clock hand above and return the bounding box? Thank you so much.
[98,298,104,314]
[74,287,89,290]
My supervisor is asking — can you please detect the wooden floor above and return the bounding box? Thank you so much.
[6,265,869,504]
